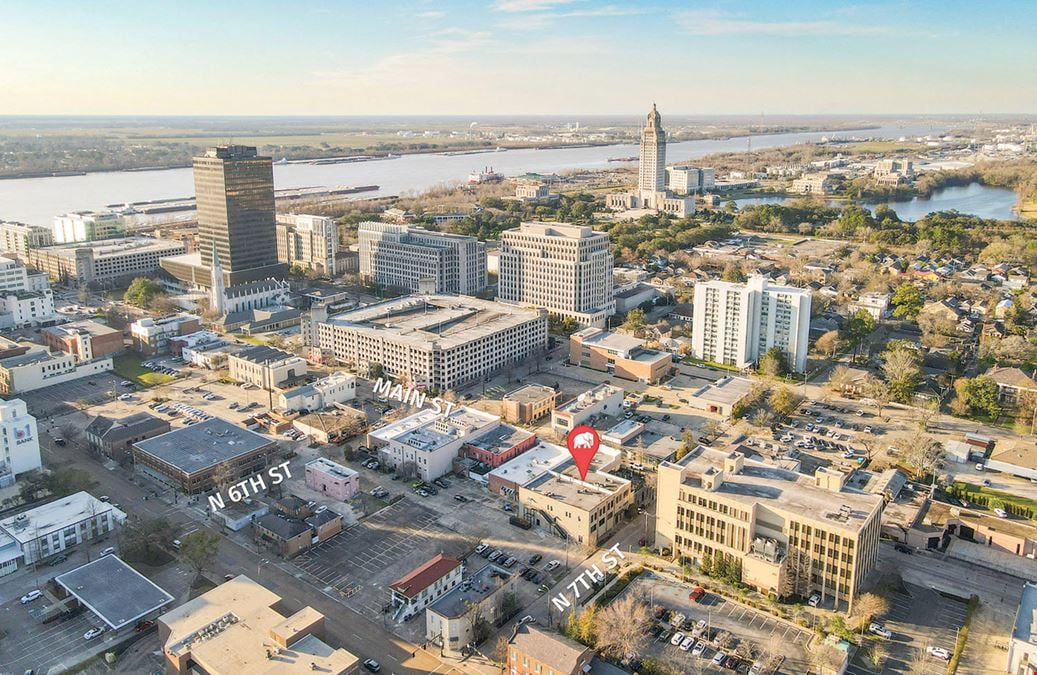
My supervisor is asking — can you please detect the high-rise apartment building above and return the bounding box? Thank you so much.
[691,275,812,373]
[655,447,883,610]
[639,103,666,196]
[276,213,339,276]
[0,221,53,260]
[357,221,486,295]
[498,222,614,327]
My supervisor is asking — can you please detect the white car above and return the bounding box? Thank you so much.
[926,646,950,660]
[680,636,695,651]
[780,434,793,443]
[83,626,105,640]
[995,508,1008,518]
[117,394,132,401]
[808,592,821,607]
[670,631,686,646]
[20,590,42,604]
[692,640,706,656]
[868,622,892,638]
[712,651,727,666]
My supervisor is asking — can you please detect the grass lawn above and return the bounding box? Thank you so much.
[113,354,174,386]
[233,334,265,345]
[951,481,1037,520]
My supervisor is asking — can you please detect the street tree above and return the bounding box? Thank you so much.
[850,592,890,630]
[181,530,220,576]
[758,347,787,377]
[902,431,943,480]
[815,330,843,359]
[827,365,852,394]
[594,595,650,665]
[891,283,924,319]
[881,342,922,403]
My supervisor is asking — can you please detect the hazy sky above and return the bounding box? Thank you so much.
[2,0,1035,115]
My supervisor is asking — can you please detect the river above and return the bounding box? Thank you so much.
[734,182,1022,222]
[0,122,945,226]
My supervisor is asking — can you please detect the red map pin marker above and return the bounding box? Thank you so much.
[566,425,600,480]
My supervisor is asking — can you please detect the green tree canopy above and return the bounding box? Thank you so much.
[123,277,164,308]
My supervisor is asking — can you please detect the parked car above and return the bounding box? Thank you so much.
[488,550,504,562]
[692,640,706,656]
[926,646,951,661]
[48,554,68,567]
[83,626,105,640]
[868,623,892,639]
[807,592,821,607]
[99,546,116,557]
[528,553,543,565]
[713,651,728,666]
[503,556,517,568]
[475,543,488,554]
[544,560,561,572]
[894,543,913,554]
[670,631,686,646]
[689,586,706,603]
[363,658,381,672]
[453,495,469,503]
[679,636,695,651]
[20,590,42,604]
[135,620,155,632]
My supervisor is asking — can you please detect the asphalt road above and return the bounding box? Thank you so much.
[35,418,453,674]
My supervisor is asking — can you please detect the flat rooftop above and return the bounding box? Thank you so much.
[666,446,881,531]
[503,383,556,405]
[689,376,754,406]
[44,236,184,257]
[429,564,513,618]
[44,319,119,338]
[1014,582,1037,644]
[133,418,274,474]
[488,441,571,484]
[324,294,543,350]
[370,406,496,451]
[524,463,629,511]
[306,457,357,479]
[56,555,174,629]
[574,327,643,354]
[234,344,301,365]
[0,492,124,545]
[556,384,623,414]
[464,424,534,455]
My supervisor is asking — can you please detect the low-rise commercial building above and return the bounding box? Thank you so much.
[369,407,499,481]
[130,313,201,355]
[507,624,595,675]
[0,398,41,487]
[569,327,672,384]
[85,412,170,462]
[426,563,517,655]
[305,457,359,501]
[686,376,755,417]
[0,491,125,567]
[0,288,55,328]
[501,384,557,424]
[27,236,186,286]
[318,295,547,391]
[655,447,883,608]
[551,383,624,433]
[229,345,307,391]
[278,371,356,412]
[0,256,50,293]
[1007,581,1037,675]
[462,423,537,468]
[159,575,360,674]
[292,408,367,445]
[390,553,463,621]
[0,345,113,395]
[518,461,632,546]
[132,418,278,494]
[54,554,174,630]
[486,441,572,497]
[254,507,343,558]
[43,319,123,360]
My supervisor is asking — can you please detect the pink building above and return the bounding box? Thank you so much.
[305,457,359,501]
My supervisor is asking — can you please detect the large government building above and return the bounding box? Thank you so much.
[357,221,486,295]
[498,222,614,327]
[316,295,546,390]
[655,447,883,610]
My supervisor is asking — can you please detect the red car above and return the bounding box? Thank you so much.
[689,586,706,603]
[134,620,155,632]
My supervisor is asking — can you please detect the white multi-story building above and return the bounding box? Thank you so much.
[0,399,41,488]
[0,257,49,294]
[52,211,126,244]
[0,345,113,395]
[0,289,55,329]
[358,222,486,295]
[278,371,357,412]
[498,222,615,327]
[692,275,812,373]
[666,166,716,194]
[369,406,499,481]
[317,295,547,391]
[0,492,125,566]
[0,221,53,260]
[276,214,339,276]
[129,313,201,355]
[228,345,307,391]
[28,237,187,286]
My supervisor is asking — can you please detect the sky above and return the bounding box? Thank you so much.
[1,0,1035,116]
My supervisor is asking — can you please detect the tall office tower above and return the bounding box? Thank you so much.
[691,275,812,373]
[193,145,285,285]
[357,221,486,295]
[638,103,666,196]
[498,222,614,327]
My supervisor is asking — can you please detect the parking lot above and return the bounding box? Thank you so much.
[0,591,115,673]
[846,582,966,674]
[20,370,125,417]
[624,572,812,674]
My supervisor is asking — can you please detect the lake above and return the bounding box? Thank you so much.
[0,122,944,226]
[734,183,1022,222]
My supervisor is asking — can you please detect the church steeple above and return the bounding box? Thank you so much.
[210,243,226,316]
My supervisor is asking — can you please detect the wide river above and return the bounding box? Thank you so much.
[0,123,945,226]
